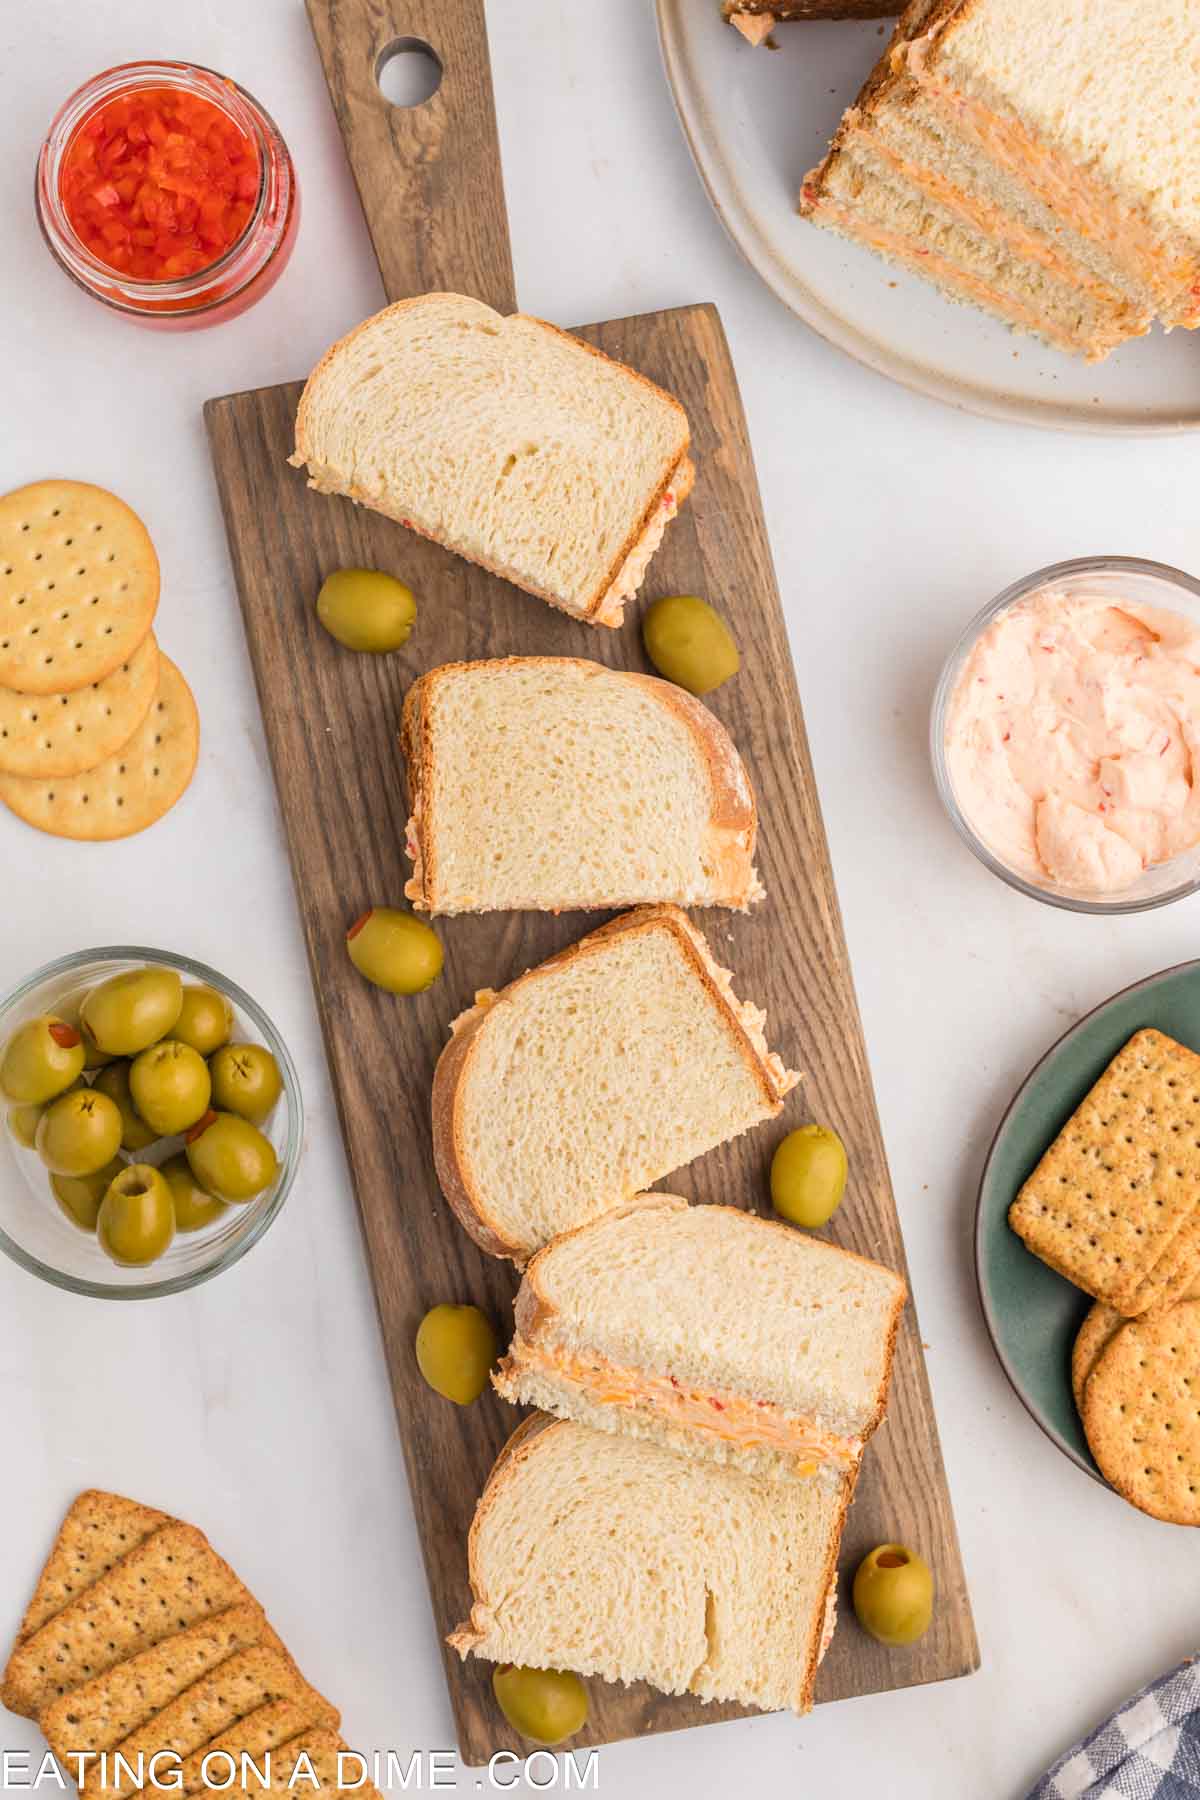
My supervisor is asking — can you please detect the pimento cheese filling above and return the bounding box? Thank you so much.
[517,1342,862,1471]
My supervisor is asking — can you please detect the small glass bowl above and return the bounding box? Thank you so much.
[36,61,299,330]
[931,555,1200,915]
[0,948,302,1299]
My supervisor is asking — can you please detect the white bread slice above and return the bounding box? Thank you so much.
[432,907,797,1263]
[448,1416,850,1714]
[291,293,693,627]
[400,658,761,915]
[902,0,1200,328]
[802,136,1139,359]
[495,1193,906,1477]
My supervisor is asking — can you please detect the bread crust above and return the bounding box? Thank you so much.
[447,1413,854,1714]
[431,907,796,1264]
[504,1191,907,1451]
[398,657,759,913]
[292,295,690,628]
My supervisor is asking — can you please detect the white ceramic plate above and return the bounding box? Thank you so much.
[656,3,1200,433]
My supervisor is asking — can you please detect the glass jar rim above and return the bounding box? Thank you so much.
[36,59,284,302]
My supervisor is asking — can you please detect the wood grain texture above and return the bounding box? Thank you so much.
[205,302,978,1763]
[305,0,515,312]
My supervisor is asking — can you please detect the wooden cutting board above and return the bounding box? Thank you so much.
[205,0,978,1764]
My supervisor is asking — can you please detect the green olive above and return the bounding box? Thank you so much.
[129,1040,211,1137]
[770,1124,848,1229]
[492,1666,588,1746]
[8,1075,85,1149]
[51,1159,125,1233]
[347,907,442,995]
[415,1303,498,1405]
[852,1544,934,1647]
[173,984,234,1057]
[185,1111,278,1203]
[35,1088,123,1177]
[317,568,417,654]
[642,594,740,696]
[0,1015,86,1104]
[208,1043,283,1124]
[80,967,183,1058]
[97,1163,176,1266]
[92,1061,159,1153]
[160,1153,228,1233]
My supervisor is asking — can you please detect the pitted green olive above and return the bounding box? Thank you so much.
[160,1153,228,1233]
[92,1060,159,1153]
[80,967,183,1057]
[317,568,416,654]
[185,1110,278,1203]
[8,1075,85,1149]
[97,1164,176,1266]
[642,594,739,696]
[0,1016,86,1104]
[347,907,442,995]
[173,984,234,1057]
[129,1040,211,1137]
[492,1665,589,1746]
[35,1088,123,1176]
[852,1544,934,1647]
[770,1124,848,1229]
[415,1303,498,1405]
[208,1043,282,1125]
[51,1159,125,1232]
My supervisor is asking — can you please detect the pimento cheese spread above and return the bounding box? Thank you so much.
[945,589,1200,895]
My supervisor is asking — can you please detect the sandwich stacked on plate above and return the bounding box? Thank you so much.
[724,1,899,47]
[801,0,1200,360]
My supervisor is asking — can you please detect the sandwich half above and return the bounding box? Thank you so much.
[291,293,693,628]
[800,0,1170,356]
[898,0,1200,331]
[495,1192,906,1477]
[448,1416,850,1714]
[400,658,762,914]
[432,907,797,1263]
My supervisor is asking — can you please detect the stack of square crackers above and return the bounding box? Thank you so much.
[1010,1027,1200,1524]
[1,1492,378,1795]
[0,481,199,842]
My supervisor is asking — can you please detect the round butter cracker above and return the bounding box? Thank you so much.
[1083,1298,1200,1525]
[0,634,159,777]
[0,480,159,695]
[0,655,198,841]
[1072,1302,1125,1415]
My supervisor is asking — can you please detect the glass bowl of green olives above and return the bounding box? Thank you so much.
[0,948,302,1300]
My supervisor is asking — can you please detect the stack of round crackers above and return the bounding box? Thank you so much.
[0,480,198,840]
[1074,1293,1200,1525]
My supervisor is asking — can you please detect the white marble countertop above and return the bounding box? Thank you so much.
[2,4,1198,1796]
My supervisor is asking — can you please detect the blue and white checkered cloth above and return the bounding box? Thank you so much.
[1028,1657,1200,1799]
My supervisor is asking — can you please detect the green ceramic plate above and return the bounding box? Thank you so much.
[976,960,1200,1486]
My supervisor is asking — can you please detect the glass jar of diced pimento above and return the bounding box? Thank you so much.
[36,62,298,329]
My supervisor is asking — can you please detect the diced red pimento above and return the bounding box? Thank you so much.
[60,85,260,281]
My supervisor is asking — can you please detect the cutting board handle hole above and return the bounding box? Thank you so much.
[376,38,443,109]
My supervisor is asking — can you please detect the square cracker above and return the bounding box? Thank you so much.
[1081,1298,1200,1524]
[39,1606,269,1769]
[177,1693,342,1795]
[2,1524,252,1719]
[260,1730,383,1798]
[1009,1029,1200,1315]
[93,1648,318,1796]
[17,1492,170,1643]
